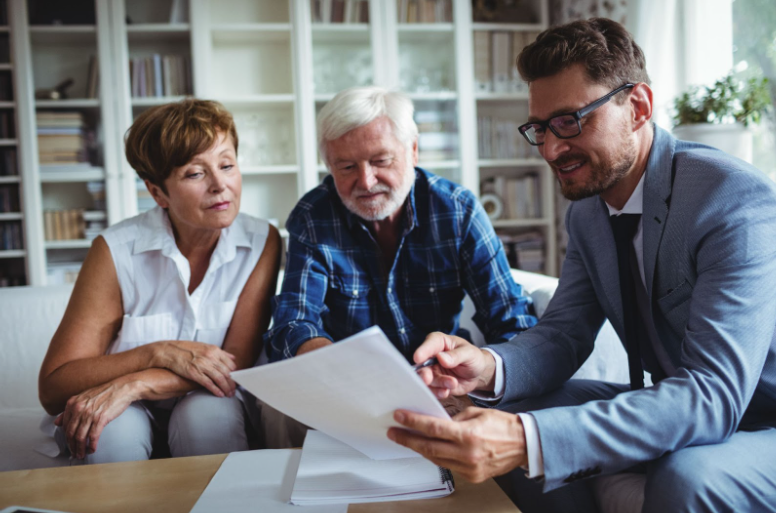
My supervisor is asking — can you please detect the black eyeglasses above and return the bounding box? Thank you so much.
[518,83,635,146]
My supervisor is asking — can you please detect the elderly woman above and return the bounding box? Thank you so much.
[38,99,281,463]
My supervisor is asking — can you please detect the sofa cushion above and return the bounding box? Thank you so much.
[0,284,73,410]
[0,407,69,471]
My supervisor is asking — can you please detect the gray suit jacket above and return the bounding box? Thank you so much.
[490,126,776,490]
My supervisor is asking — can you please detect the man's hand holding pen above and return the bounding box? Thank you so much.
[411,332,498,399]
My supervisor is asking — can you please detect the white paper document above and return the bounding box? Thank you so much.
[189,449,346,513]
[291,431,455,505]
[231,326,450,459]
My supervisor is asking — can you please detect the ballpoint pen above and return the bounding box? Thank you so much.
[411,356,439,371]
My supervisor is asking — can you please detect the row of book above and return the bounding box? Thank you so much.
[0,109,15,139]
[499,231,545,273]
[85,56,99,99]
[397,0,452,23]
[0,185,19,212]
[416,108,458,161]
[0,149,16,175]
[483,174,542,220]
[0,71,12,101]
[311,0,370,23]
[478,116,540,160]
[474,31,541,93]
[130,54,192,98]
[0,221,22,250]
[0,275,26,288]
[43,209,106,241]
[36,111,88,165]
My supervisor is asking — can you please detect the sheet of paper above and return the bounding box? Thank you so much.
[189,449,346,513]
[232,326,450,459]
[291,431,454,505]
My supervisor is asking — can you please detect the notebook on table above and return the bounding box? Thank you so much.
[291,431,455,505]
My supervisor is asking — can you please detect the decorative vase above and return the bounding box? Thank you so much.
[672,123,753,164]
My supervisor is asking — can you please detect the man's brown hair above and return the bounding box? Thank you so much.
[517,18,650,91]
[125,99,239,192]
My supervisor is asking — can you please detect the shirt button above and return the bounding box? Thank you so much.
[353,290,359,297]
[429,287,435,293]
[387,287,392,294]
[399,327,406,334]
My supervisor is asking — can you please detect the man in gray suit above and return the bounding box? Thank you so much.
[387,18,776,512]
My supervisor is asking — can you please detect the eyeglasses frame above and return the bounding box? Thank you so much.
[518,83,636,146]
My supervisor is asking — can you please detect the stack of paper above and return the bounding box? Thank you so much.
[291,431,454,505]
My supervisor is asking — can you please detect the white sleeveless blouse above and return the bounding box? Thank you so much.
[101,206,269,355]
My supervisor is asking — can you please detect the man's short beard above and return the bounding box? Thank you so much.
[557,138,637,201]
[340,148,416,221]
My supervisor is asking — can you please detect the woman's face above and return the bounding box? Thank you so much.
[148,131,242,235]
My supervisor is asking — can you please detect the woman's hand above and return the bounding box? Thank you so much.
[55,376,140,460]
[151,340,237,397]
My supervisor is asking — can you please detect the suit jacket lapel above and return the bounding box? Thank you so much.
[642,126,675,298]
[587,198,625,328]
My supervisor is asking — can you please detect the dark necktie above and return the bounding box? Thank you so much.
[609,213,644,390]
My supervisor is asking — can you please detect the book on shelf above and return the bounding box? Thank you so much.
[483,173,541,220]
[86,55,99,99]
[36,111,91,165]
[43,208,91,241]
[498,231,545,273]
[130,54,191,98]
[0,221,22,250]
[397,0,451,23]
[312,0,369,23]
[0,148,16,175]
[0,71,12,101]
[0,184,18,212]
[474,31,540,93]
[169,0,189,23]
[0,109,14,138]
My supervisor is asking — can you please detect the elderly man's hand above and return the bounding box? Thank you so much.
[414,332,497,399]
[387,406,528,483]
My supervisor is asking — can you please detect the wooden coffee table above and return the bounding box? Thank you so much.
[0,454,520,513]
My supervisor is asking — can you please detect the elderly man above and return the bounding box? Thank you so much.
[388,18,776,513]
[261,86,536,446]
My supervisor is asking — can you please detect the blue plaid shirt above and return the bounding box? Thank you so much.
[265,169,537,362]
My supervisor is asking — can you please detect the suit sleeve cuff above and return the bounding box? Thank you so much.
[518,413,545,478]
[468,348,505,402]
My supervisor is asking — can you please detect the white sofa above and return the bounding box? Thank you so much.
[0,270,628,473]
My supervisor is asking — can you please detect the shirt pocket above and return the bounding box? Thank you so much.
[195,300,237,347]
[405,270,464,330]
[110,312,176,354]
[325,275,374,338]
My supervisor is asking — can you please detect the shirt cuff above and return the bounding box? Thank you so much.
[517,413,545,478]
[468,347,505,402]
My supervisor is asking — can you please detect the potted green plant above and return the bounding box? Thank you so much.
[672,73,771,163]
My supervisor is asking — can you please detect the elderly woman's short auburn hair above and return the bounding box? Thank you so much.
[125,99,239,192]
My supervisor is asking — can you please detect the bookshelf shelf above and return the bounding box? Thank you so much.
[0,64,11,71]
[312,24,369,33]
[0,100,14,107]
[0,249,26,259]
[39,168,105,183]
[421,160,460,170]
[217,95,295,106]
[471,23,546,32]
[491,218,552,229]
[0,176,21,184]
[29,25,96,45]
[407,92,457,101]
[241,165,299,175]
[476,92,530,101]
[0,139,17,146]
[0,27,8,33]
[478,158,545,168]
[131,96,189,107]
[211,24,292,41]
[45,239,93,250]
[126,23,191,32]
[35,99,100,109]
[397,23,454,32]
[0,213,23,221]
[126,25,190,43]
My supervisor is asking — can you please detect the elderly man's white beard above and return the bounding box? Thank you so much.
[339,157,416,222]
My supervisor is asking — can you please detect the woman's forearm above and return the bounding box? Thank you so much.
[39,343,166,414]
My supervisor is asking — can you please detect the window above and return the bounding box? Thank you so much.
[733,0,776,180]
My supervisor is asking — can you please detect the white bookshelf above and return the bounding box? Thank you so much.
[9,0,557,285]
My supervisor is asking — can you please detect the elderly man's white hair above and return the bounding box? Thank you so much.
[317,86,418,167]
